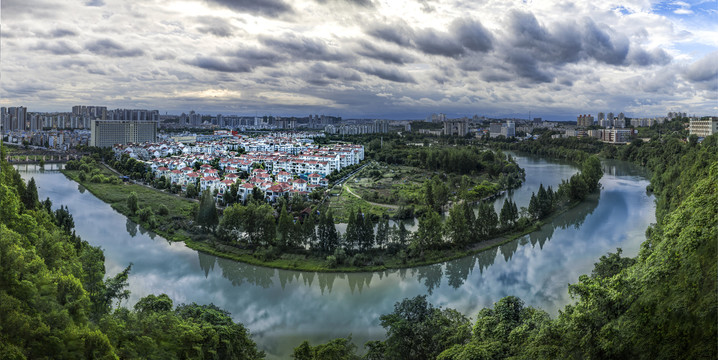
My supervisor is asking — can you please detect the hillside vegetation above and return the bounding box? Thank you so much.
[0,143,264,360]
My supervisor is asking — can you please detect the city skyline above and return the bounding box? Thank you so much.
[1,0,716,120]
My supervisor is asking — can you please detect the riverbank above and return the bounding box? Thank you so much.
[61,161,591,273]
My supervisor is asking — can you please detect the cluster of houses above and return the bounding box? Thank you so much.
[113,133,364,203]
[153,165,328,203]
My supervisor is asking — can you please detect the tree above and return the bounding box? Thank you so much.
[396,221,409,247]
[475,201,498,238]
[379,295,471,360]
[21,177,39,210]
[344,209,359,251]
[318,210,339,253]
[581,155,603,192]
[304,213,318,249]
[528,192,539,220]
[185,183,198,198]
[196,190,218,231]
[358,210,375,252]
[127,191,139,214]
[423,180,435,212]
[221,202,276,246]
[277,204,293,248]
[413,211,443,252]
[500,198,515,229]
[375,218,389,249]
[292,338,360,360]
[433,178,450,212]
[445,202,470,246]
[568,173,589,201]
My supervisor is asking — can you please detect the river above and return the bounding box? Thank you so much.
[16,154,655,359]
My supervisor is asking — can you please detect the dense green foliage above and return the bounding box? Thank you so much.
[370,141,524,183]
[0,143,264,359]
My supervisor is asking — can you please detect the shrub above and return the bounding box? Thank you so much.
[138,207,153,222]
[157,204,169,216]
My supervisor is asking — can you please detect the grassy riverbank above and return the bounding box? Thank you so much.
[61,161,590,273]
[62,165,197,243]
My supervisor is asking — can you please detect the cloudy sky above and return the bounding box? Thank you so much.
[1,0,716,120]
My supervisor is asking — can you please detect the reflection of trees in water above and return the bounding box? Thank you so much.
[445,256,475,289]
[78,184,86,194]
[192,189,600,294]
[126,218,137,237]
[213,256,275,289]
[198,251,217,278]
[413,264,442,295]
[445,190,601,290]
[602,160,649,178]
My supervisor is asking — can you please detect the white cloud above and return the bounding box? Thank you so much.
[0,0,716,118]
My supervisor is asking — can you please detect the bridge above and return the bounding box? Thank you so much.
[5,153,86,164]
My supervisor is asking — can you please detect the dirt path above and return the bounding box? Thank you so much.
[343,184,400,210]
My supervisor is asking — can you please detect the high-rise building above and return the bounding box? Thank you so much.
[577,114,594,127]
[91,120,157,147]
[501,121,516,137]
[443,118,469,136]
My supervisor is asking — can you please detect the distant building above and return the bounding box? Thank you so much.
[577,114,595,127]
[601,128,631,144]
[91,120,157,147]
[489,123,502,137]
[501,121,516,137]
[689,117,718,138]
[443,118,469,136]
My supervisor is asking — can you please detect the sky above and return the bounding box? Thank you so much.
[1,0,716,120]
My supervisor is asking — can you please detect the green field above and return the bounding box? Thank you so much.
[62,164,197,243]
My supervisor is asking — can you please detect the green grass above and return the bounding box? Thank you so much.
[62,165,197,243]
[327,186,396,222]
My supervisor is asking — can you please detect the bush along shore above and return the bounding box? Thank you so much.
[60,154,603,272]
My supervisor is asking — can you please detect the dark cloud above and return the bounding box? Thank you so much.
[49,28,77,38]
[502,49,554,83]
[505,11,581,65]
[226,47,282,67]
[187,56,252,72]
[85,0,104,6]
[451,18,493,52]
[85,39,145,57]
[303,63,363,86]
[187,46,281,73]
[581,21,629,65]
[366,18,493,59]
[195,16,237,37]
[204,0,292,17]
[415,29,465,58]
[356,41,414,65]
[366,21,415,47]
[683,51,718,92]
[627,47,671,66]
[683,51,717,83]
[197,24,234,37]
[259,33,348,61]
[358,64,416,83]
[32,40,81,55]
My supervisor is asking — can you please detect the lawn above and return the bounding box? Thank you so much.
[62,164,198,242]
[327,185,396,222]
